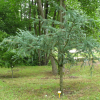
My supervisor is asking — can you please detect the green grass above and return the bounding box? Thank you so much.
[0,62,100,100]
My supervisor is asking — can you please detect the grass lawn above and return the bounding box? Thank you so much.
[0,62,100,100]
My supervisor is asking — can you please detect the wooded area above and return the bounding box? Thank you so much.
[0,0,100,97]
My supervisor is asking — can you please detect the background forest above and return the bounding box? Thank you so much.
[0,0,100,67]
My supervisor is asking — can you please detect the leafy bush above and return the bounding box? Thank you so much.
[0,30,8,66]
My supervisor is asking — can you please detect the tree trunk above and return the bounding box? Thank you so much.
[11,66,13,78]
[50,56,58,75]
[38,50,41,66]
[58,0,65,74]
[60,65,63,95]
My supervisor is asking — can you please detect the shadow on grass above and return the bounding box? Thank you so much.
[0,70,54,79]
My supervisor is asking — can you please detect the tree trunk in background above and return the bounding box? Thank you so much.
[32,0,37,35]
[24,1,27,20]
[37,0,44,18]
[37,0,47,65]
[20,3,22,21]
[45,0,48,19]
[11,66,13,78]
[50,56,57,75]
[60,0,63,26]
[37,0,57,74]
[38,13,41,35]
[52,9,57,28]
[44,0,48,65]
[62,0,66,22]
[38,50,41,66]
[37,0,43,65]
[29,0,31,31]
